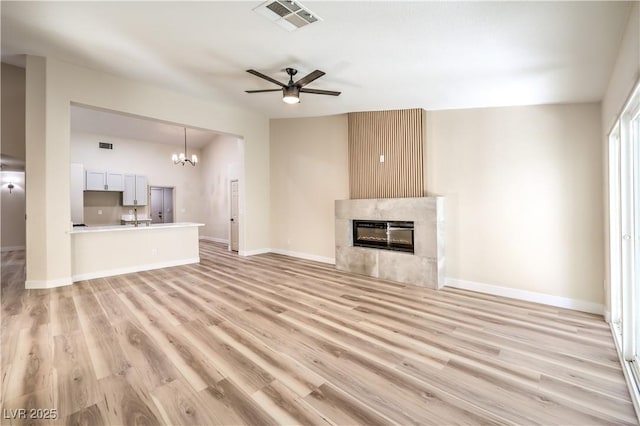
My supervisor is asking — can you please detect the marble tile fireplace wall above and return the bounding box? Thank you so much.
[335,197,444,289]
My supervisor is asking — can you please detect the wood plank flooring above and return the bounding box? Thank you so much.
[1,241,638,425]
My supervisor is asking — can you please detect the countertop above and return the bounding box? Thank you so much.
[69,222,204,234]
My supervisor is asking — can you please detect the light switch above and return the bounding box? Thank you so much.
[98,209,102,215]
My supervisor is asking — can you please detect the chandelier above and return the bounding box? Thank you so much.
[172,127,198,166]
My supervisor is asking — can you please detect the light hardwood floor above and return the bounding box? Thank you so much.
[1,241,638,425]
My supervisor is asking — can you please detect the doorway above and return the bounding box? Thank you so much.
[150,186,174,224]
[230,179,239,252]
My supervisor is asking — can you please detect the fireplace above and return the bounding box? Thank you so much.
[352,220,415,253]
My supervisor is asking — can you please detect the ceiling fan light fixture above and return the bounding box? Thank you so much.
[282,85,300,104]
[246,67,340,104]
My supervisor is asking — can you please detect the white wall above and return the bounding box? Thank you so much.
[71,131,204,225]
[426,103,604,305]
[200,134,242,242]
[270,115,349,262]
[25,56,270,287]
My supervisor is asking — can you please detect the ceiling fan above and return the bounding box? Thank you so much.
[245,68,341,104]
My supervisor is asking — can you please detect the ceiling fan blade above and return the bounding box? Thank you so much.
[246,69,286,87]
[300,88,341,96]
[294,70,325,87]
[245,89,282,93]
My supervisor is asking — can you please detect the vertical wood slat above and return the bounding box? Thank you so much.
[348,109,424,199]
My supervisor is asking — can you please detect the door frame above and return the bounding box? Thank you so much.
[229,179,239,252]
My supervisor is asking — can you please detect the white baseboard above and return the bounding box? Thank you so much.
[71,257,200,282]
[270,248,335,265]
[445,277,604,315]
[1,245,25,252]
[239,248,271,257]
[200,236,229,244]
[26,276,73,289]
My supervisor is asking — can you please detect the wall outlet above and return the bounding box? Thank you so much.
[97,209,102,215]
[379,154,385,163]
[151,248,158,256]
[129,210,133,214]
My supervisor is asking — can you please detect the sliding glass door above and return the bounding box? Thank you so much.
[610,81,640,388]
[633,111,640,373]
[609,123,621,334]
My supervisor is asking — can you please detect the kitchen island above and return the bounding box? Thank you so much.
[69,222,203,282]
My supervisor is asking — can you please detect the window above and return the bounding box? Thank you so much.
[609,80,640,391]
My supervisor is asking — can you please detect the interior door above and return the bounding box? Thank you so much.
[150,186,174,224]
[163,187,173,223]
[230,180,239,252]
[150,187,164,223]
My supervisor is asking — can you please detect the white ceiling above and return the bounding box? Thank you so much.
[1,1,632,119]
[70,105,220,148]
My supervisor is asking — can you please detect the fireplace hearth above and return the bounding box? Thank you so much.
[353,220,414,253]
[335,197,444,289]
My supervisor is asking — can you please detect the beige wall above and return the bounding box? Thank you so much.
[270,105,604,305]
[1,63,26,250]
[426,103,604,304]
[82,191,122,226]
[25,56,270,286]
[1,63,26,161]
[602,3,640,134]
[25,56,49,283]
[200,134,242,242]
[1,171,25,250]
[270,115,349,261]
[71,131,205,225]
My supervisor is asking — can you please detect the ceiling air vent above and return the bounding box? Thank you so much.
[254,0,321,32]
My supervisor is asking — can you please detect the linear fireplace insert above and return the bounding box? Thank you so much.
[352,220,415,253]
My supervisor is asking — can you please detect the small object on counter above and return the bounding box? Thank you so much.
[120,219,152,225]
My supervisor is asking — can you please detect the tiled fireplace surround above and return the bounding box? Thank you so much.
[335,197,444,289]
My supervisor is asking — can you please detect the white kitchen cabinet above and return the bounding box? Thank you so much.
[85,170,124,191]
[106,172,124,191]
[123,174,148,206]
[70,163,84,224]
[85,170,106,190]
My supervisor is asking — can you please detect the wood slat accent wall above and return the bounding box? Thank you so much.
[348,108,425,199]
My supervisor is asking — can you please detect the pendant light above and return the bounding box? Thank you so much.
[172,127,198,166]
